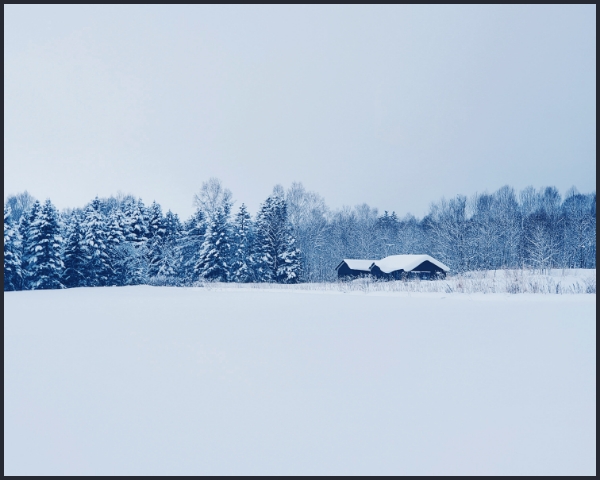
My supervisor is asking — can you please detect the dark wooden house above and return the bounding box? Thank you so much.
[369,255,449,280]
[336,259,377,279]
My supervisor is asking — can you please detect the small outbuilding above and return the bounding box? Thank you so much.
[336,259,377,279]
[370,255,449,280]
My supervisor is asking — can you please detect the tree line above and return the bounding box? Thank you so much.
[3,180,596,290]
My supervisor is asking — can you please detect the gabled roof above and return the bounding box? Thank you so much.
[336,259,377,272]
[372,255,450,273]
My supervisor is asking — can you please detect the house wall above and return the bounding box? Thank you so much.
[337,263,371,279]
[411,260,446,278]
[371,261,446,280]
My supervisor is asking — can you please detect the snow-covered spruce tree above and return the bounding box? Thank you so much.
[62,213,87,288]
[28,200,64,290]
[155,210,182,282]
[82,198,113,286]
[119,199,134,242]
[107,208,127,249]
[147,201,167,278]
[110,241,148,286]
[230,204,255,283]
[124,199,149,245]
[119,199,150,284]
[194,204,232,282]
[4,205,22,291]
[19,200,42,290]
[105,208,128,285]
[254,192,301,283]
[178,209,207,284]
[147,201,166,240]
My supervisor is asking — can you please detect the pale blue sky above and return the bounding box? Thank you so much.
[4,5,596,218]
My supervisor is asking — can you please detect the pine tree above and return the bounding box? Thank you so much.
[83,197,113,286]
[164,210,182,245]
[155,210,182,280]
[277,240,302,283]
[147,201,166,241]
[106,208,127,250]
[147,201,166,277]
[4,205,22,291]
[194,205,231,282]
[29,200,64,290]
[230,204,255,283]
[106,208,128,285]
[62,214,87,288]
[119,199,134,242]
[254,194,302,283]
[253,197,274,282]
[126,200,149,245]
[115,200,149,284]
[178,209,207,284]
[19,200,42,290]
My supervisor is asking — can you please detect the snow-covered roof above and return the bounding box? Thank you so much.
[337,259,377,272]
[372,255,450,273]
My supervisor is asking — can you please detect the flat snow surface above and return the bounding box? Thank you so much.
[4,286,596,475]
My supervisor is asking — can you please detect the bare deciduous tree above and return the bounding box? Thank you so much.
[4,191,36,223]
[193,178,232,219]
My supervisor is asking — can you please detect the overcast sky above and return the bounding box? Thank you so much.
[4,5,596,218]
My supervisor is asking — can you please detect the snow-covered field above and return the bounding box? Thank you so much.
[4,286,596,475]
[188,268,595,295]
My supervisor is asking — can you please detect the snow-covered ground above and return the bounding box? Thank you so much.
[191,268,595,295]
[4,286,596,475]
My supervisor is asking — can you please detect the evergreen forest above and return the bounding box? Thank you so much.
[4,180,596,290]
